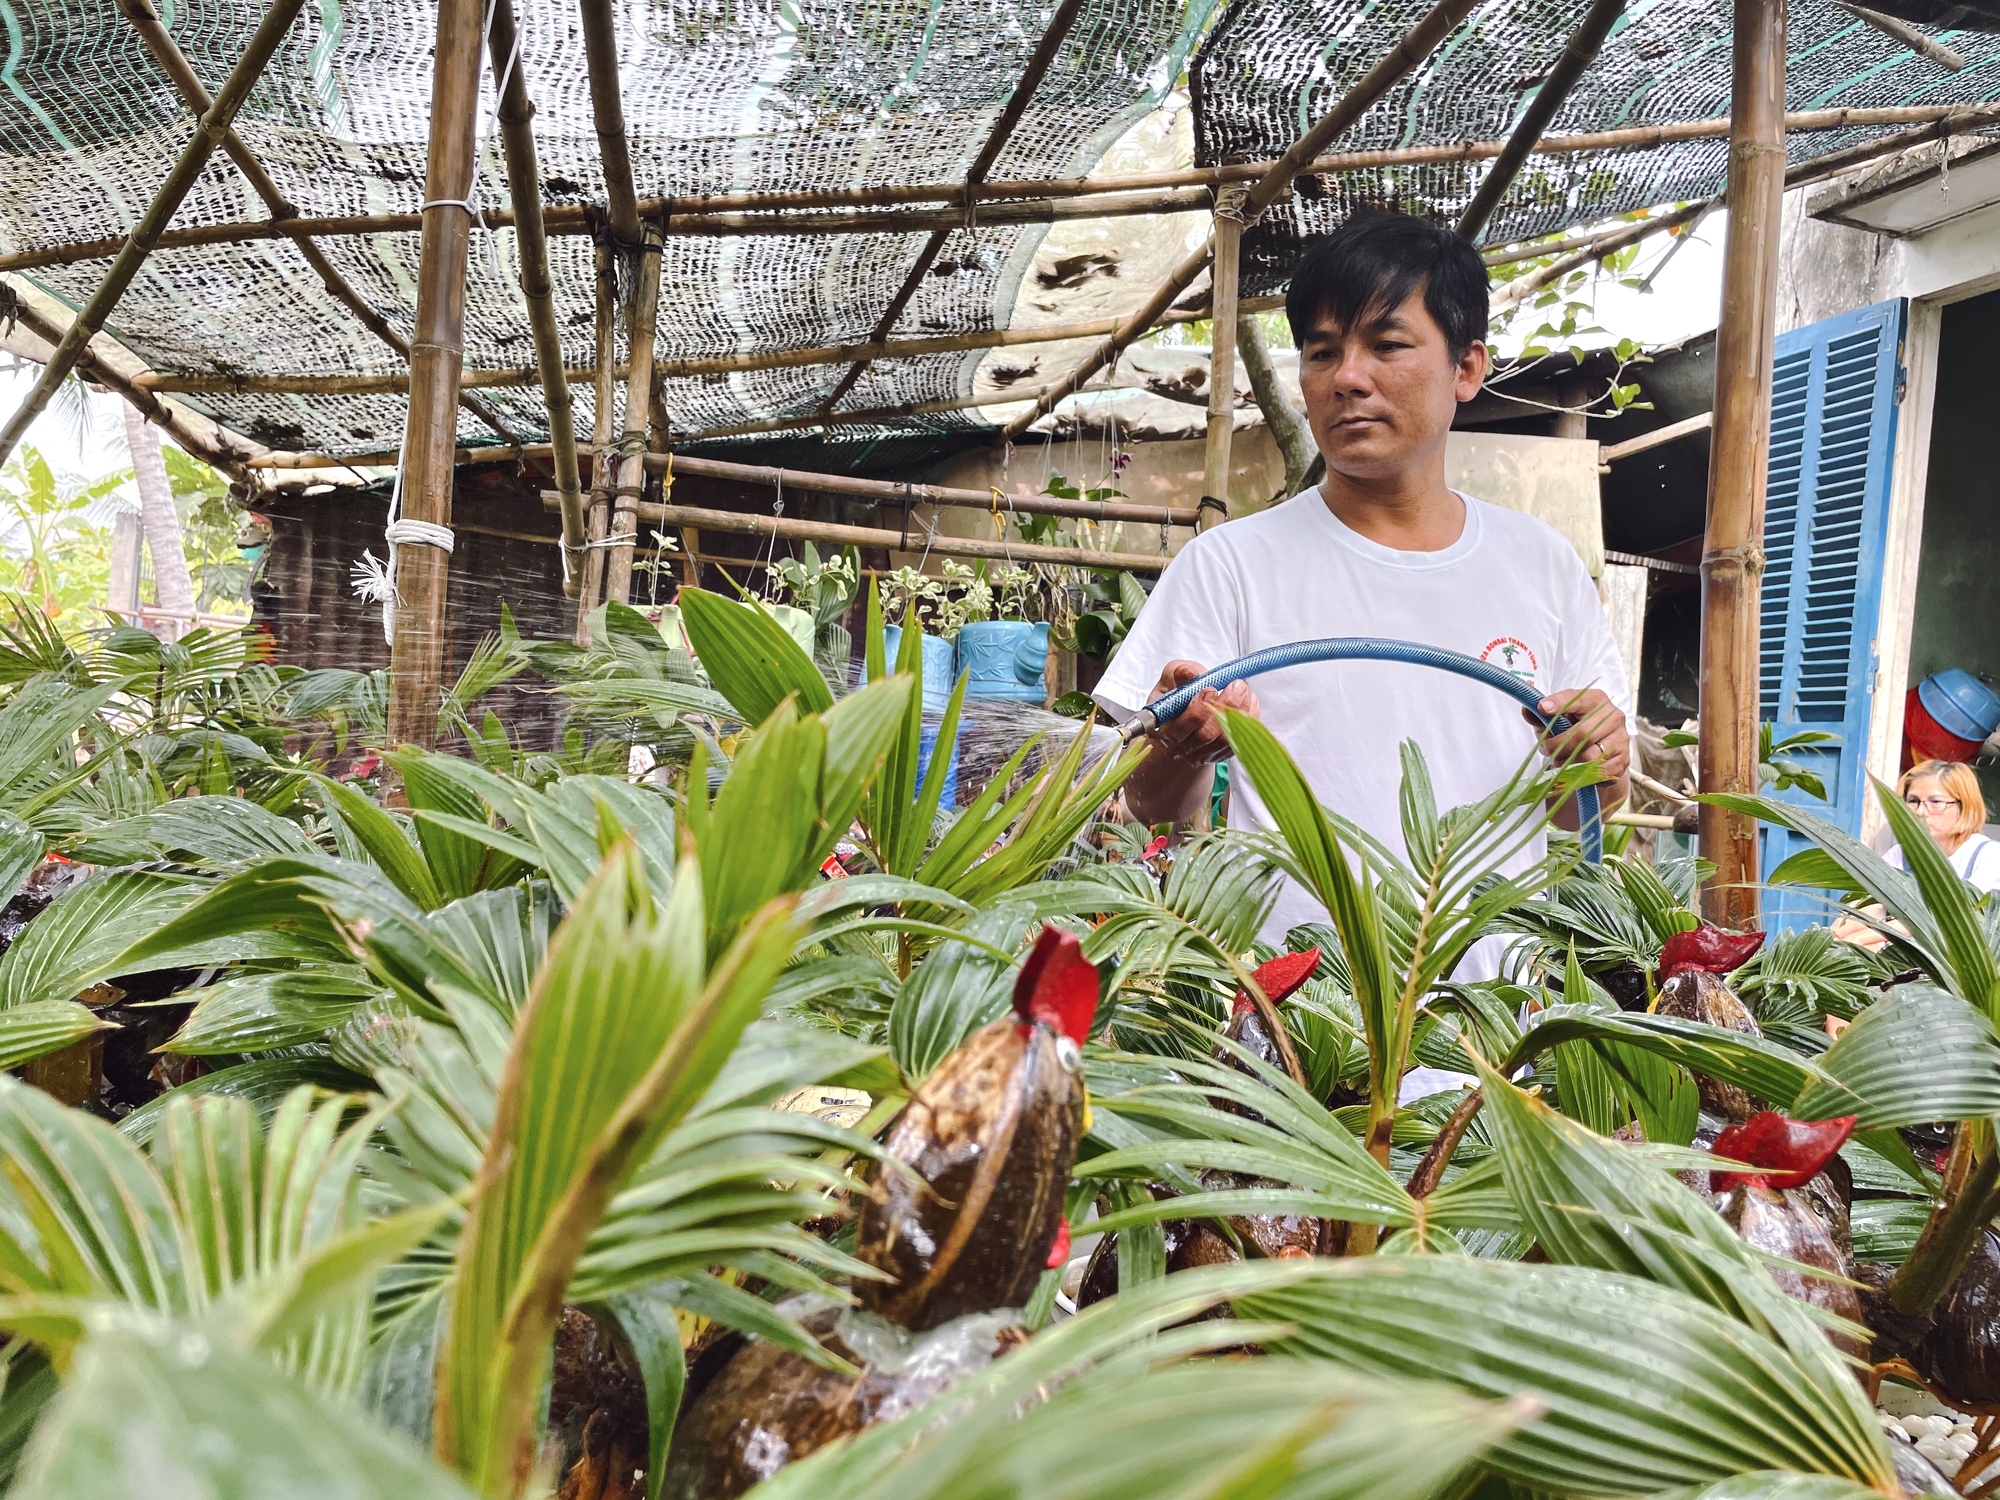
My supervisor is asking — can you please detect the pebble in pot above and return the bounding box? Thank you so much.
[661,925,1094,1500]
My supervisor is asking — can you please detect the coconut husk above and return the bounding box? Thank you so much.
[1654,969,1763,1119]
[853,1016,1080,1331]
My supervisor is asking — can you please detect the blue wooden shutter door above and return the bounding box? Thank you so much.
[1757,298,1904,931]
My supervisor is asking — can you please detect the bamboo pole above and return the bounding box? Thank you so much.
[1837,2,1965,70]
[1486,106,1998,319]
[143,310,1178,391]
[681,384,1059,441]
[1,104,1979,276]
[554,497,1173,573]
[386,0,483,751]
[1455,0,1628,241]
[578,233,617,636]
[577,0,643,247]
[1200,195,1244,525]
[1489,199,1710,317]
[1698,0,1788,929]
[603,227,662,607]
[1,287,262,487]
[0,0,308,469]
[624,451,1202,526]
[488,0,584,594]
[1005,0,1485,441]
[113,0,516,443]
[816,0,1091,418]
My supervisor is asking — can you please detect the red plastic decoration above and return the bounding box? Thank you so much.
[1045,1215,1072,1269]
[1709,1111,1857,1192]
[1141,835,1169,861]
[1232,947,1322,1015]
[1013,925,1099,1043]
[1659,926,1766,981]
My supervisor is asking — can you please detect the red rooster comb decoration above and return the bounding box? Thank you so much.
[1013,925,1098,1043]
[1659,926,1765,982]
[1232,948,1321,1016]
[1709,1111,1856,1192]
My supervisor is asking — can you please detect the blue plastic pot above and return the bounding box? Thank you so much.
[917,720,960,809]
[877,625,956,715]
[1918,669,2000,744]
[955,620,1051,702]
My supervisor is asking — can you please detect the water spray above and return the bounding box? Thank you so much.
[1116,636,1608,864]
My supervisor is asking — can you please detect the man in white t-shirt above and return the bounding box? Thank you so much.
[1094,210,1633,952]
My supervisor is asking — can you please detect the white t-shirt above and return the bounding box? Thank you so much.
[1888,832,2000,894]
[1093,489,1633,951]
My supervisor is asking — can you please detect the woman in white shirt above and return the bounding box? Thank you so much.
[1887,759,2000,894]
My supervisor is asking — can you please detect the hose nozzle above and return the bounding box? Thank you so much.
[1116,710,1157,746]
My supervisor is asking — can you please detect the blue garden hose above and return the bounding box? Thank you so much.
[1117,636,1605,864]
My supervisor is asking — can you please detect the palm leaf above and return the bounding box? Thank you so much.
[12,1325,482,1500]
[434,842,792,1494]
[1240,1256,1896,1497]
[679,587,833,723]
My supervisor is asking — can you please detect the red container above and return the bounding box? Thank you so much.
[1904,686,1984,772]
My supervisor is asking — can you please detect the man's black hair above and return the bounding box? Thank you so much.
[1284,210,1489,359]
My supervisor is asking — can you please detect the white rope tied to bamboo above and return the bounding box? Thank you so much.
[384,518,456,553]
[354,0,514,645]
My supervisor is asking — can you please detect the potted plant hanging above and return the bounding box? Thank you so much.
[945,561,1050,704]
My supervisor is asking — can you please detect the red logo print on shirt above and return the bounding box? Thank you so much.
[1480,637,1540,686]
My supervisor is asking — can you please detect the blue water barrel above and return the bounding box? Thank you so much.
[878,625,956,715]
[955,620,1050,702]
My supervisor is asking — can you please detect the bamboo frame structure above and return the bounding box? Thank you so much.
[140,309,1206,392]
[1698,0,1789,927]
[0,288,259,487]
[815,0,1091,419]
[385,0,483,749]
[113,0,517,444]
[546,495,1174,574]
[125,95,1996,408]
[0,105,1978,278]
[1004,0,1484,441]
[0,0,308,469]
[1455,0,1628,241]
[489,0,585,594]
[604,227,663,607]
[1200,197,1244,524]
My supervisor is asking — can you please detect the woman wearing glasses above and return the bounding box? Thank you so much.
[1888,759,2000,894]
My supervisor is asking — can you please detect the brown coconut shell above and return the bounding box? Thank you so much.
[854,1016,1081,1331]
[660,1310,974,1500]
[1718,1182,1865,1356]
[1913,1230,2000,1405]
[1654,970,1763,1120]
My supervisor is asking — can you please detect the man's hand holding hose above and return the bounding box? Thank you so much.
[1123,660,1260,829]
[1533,685,1631,829]
[1124,664,1627,835]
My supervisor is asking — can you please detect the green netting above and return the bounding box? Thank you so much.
[0,0,1215,454]
[3,0,1999,457]
[1191,0,2000,293]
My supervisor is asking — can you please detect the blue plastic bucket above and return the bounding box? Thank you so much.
[955,620,1050,702]
[1918,669,2000,744]
[917,719,960,809]
[877,625,956,715]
